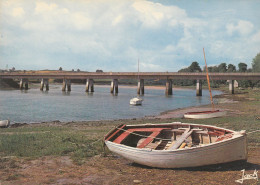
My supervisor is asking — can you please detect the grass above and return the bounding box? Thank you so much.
[0,125,108,163]
[0,88,259,164]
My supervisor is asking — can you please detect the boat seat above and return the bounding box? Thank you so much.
[168,128,194,150]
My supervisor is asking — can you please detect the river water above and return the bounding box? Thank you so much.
[0,85,222,123]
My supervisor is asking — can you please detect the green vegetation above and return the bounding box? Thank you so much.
[0,125,107,164]
[174,52,260,88]
[252,53,260,72]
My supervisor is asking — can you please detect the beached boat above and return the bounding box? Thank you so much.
[184,110,226,119]
[0,120,10,128]
[104,122,247,168]
[184,48,225,119]
[130,97,143,105]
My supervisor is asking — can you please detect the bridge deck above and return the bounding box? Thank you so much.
[0,72,260,80]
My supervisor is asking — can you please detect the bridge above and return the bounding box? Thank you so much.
[1,71,260,95]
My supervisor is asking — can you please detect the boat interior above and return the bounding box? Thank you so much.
[105,123,234,150]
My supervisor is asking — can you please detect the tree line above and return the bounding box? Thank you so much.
[173,53,260,88]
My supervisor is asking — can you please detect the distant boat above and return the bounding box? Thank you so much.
[104,122,247,168]
[0,120,10,128]
[184,48,226,119]
[184,110,226,119]
[130,97,143,105]
[129,59,143,106]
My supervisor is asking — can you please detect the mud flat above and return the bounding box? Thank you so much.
[0,88,259,185]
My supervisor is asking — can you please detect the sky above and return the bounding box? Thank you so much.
[0,0,260,72]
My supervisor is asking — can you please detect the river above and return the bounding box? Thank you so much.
[0,85,222,123]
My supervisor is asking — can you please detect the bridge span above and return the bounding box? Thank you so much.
[1,71,260,95]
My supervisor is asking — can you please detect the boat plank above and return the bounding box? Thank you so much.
[137,131,160,148]
[168,129,193,150]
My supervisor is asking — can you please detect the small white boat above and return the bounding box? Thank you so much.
[130,97,143,105]
[0,120,10,128]
[104,122,247,168]
[184,110,226,119]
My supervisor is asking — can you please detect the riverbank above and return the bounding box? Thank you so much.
[0,88,259,184]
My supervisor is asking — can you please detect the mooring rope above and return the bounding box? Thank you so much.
[115,127,260,140]
[247,130,260,134]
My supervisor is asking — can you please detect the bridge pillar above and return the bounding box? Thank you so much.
[62,79,71,91]
[110,79,118,94]
[165,79,173,95]
[19,79,28,90]
[137,79,144,95]
[62,79,66,91]
[196,80,202,96]
[24,79,29,90]
[46,80,49,91]
[40,79,49,91]
[229,80,234,94]
[67,80,71,91]
[86,79,94,92]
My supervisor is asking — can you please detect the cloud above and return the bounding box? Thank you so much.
[35,2,57,14]
[72,13,92,30]
[140,62,164,72]
[251,31,260,43]
[12,7,25,17]
[112,15,123,26]
[0,0,259,71]
[226,20,254,36]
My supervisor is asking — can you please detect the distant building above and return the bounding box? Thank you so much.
[96,69,103,72]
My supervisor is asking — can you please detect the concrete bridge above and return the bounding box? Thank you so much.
[1,71,260,95]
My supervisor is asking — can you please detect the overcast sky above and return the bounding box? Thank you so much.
[0,0,260,72]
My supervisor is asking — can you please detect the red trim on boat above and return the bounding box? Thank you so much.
[105,124,126,141]
[113,128,171,144]
[185,110,221,115]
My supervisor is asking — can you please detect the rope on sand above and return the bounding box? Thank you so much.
[247,130,260,134]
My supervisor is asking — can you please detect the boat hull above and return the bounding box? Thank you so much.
[105,133,247,168]
[0,120,10,128]
[184,110,226,119]
[130,101,142,105]
[130,98,143,105]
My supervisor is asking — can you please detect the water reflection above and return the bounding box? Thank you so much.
[85,92,94,96]
[62,91,71,96]
[41,91,49,94]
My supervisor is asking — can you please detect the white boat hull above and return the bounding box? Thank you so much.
[130,98,143,105]
[184,110,226,119]
[0,120,10,128]
[105,134,247,168]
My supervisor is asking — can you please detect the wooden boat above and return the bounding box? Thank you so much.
[0,120,10,128]
[104,122,247,168]
[130,97,143,105]
[184,110,226,119]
